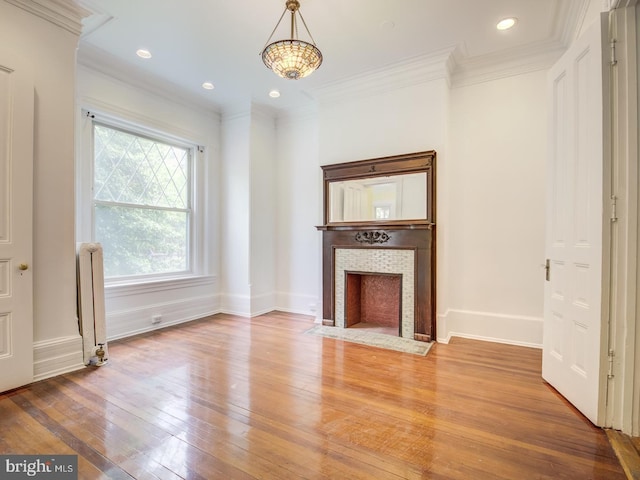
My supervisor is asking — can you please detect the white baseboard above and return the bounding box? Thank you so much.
[220,293,251,317]
[33,335,85,381]
[437,309,543,348]
[222,291,317,318]
[275,292,319,317]
[250,292,276,317]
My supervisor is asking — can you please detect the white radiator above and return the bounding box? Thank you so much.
[77,242,108,366]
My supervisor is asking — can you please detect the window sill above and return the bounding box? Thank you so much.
[105,275,217,298]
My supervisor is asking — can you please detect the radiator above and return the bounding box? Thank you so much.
[76,242,108,366]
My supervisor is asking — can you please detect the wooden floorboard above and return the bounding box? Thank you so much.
[608,430,640,480]
[0,312,626,479]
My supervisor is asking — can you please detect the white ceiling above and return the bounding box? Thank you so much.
[77,0,593,113]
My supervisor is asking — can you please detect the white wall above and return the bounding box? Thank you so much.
[318,79,448,164]
[220,105,279,317]
[76,66,221,340]
[0,1,84,380]
[249,108,277,315]
[440,70,547,346]
[275,110,321,316]
[220,110,252,314]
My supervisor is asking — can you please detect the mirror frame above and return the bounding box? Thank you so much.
[321,150,436,226]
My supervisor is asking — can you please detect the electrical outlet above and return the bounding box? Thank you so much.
[151,314,162,325]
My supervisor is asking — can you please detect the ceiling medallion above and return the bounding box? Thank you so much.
[261,0,322,80]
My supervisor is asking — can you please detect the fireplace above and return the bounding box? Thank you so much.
[345,272,402,335]
[317,151,436,342]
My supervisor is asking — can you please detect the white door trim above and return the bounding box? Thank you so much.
[605,4,640,435]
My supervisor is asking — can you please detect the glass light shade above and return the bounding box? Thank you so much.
[262,39,322,80]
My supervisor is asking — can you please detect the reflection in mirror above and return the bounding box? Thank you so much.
[328,172,427,222]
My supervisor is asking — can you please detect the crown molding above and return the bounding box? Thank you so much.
[308,36,566,102]
[311,47,456,105]
[450,39,565,88]
[5,0,90,36]
[75,0,113,37]
[555,0,592,47]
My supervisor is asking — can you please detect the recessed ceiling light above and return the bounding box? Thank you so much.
[136,49,152,59]
[496,17,517,31]
[269,89,281,98]
[202,82,215,90]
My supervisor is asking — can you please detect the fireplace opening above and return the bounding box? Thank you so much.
[345,272,402,336]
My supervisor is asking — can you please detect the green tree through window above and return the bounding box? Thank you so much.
[93,123,192,278]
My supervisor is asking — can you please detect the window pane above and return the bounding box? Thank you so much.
[95,204,188,277]
[94,124,189,209]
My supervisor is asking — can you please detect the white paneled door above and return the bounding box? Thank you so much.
[543,14,608,425]
[0,53,34,392]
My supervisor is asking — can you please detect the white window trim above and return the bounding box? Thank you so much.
[77,107,209,286]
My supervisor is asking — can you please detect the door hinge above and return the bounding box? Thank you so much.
[610,39,617,66]
[608,349,615,379]
[544,259,550,282]
[611,195,618,222]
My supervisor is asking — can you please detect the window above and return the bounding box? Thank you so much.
[92,122,193,279]
[374,205,391,219]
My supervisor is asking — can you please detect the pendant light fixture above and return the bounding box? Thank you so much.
[261,0,322,80]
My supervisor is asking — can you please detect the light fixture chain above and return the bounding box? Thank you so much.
[290,8,295,39]
[261,6,288,51]
[297,10,317,46]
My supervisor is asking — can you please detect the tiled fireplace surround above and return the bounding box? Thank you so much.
[335,248,415,338]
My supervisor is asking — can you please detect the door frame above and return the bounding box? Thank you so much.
[605,2,640,435]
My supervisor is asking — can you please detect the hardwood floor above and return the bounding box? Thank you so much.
[0,312,625,479]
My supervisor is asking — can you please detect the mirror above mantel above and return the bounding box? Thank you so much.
[328,172,427,223]
[319,151,436,227]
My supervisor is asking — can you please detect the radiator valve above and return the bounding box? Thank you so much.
[94,343,108,366]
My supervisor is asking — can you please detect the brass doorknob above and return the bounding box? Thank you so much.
[18,263,28,271]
